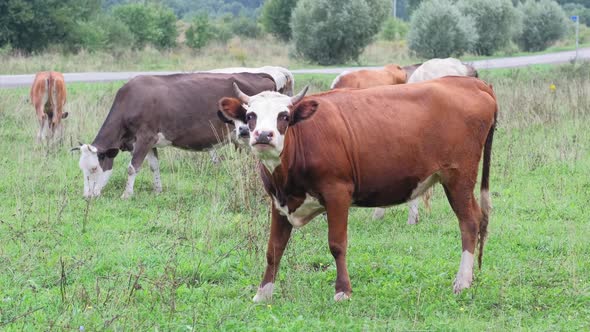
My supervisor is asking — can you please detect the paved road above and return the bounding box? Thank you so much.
[1,47,588,88]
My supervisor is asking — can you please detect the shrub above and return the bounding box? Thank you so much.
[185,15,212,50]
[261,0,298,41]
[408,0,478,58]
[112,3,178,50]
[291,0,389,65]
[459,0,518,56]
[515,0,568,52]
[230,15,263,39]
[379,17,409,41]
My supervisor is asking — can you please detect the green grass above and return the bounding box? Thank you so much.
[0,65,589,330]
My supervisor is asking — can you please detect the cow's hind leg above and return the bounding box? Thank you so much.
[441,173,482,294]
[324,184,354,301]
[147,148,162,194]
[122,137,156,199]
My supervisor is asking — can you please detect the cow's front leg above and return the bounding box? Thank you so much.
[324,186,353,301]
[121,137,155,199]
[254,203,293,302]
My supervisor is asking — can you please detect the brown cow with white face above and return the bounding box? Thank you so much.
[330,64,407,89]
[74,71,290,199]
[30,71,68,141]
[219,76,497,302]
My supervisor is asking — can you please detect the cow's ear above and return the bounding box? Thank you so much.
[290,100,318,125]
[218,97,246,122]
[61,112,69,119]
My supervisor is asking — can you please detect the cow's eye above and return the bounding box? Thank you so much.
[280,114,289,122]
[246,113,256,121]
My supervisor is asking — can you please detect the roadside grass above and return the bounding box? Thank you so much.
[1,37,587,75]
[0,65,589,330]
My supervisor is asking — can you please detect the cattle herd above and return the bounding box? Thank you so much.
[31,57,493,302]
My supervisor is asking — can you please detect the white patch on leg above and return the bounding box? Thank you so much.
[95,169,112,196]
[147,150,162,193]
[253,282,274,303]
[121,164,137,199]
[372,208,385,220]
[407,198,419,225]
[334,291,350,302]
[273,194,325,228]
[209,150,220,164]
[453,250,474,293]
[155,132,172,148]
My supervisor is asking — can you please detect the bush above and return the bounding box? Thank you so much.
[112,3,178,50]
[261,0,298,41]
[459,0,518,56]
[291,0,389,65]
[408,0,478,58]
[185,15,212,50]
[230,15,263,38]
[515,0,568,52]
[379,17,409,41]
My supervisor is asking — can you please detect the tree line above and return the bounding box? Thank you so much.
[0,0,587,64]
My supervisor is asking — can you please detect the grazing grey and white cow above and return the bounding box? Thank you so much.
[75,68,293,199]
[372,57,479,223]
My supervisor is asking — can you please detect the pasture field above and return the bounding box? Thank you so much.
[0,64,589,331]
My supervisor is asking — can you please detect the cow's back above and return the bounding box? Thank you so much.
[95,72,276,151]
[285,76,497,206]
[408,58,471,83]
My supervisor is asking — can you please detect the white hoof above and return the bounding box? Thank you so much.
[252,283,274,303]
[453,251,474,293]
[121,191,133,199]
[372,208,385,220]
[453,275,473,294]
[334,292,351,302]
[154,187,162,194]
[407,215,418,225]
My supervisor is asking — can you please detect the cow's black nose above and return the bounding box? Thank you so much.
[239,125,250,138]
[256,131,273,144]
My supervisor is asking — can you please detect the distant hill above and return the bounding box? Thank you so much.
[103,0,265,18]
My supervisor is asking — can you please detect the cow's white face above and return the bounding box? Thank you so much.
[217,110,249,145]
[78,144,104,198]
[245,92,292,160]
[218,85,315,170]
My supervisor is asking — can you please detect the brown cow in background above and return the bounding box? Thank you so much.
[330,64,407,89]
[30,71,68,141]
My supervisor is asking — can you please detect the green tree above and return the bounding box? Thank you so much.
[260,0,298,41]
[112,3,178,50]
[380,17,409,41]
[185,15,212,50]
[459,0,519,55]
[291,0,389,65]
[408,0,477,58]
[515,0,568,51]
[0,0,101,53]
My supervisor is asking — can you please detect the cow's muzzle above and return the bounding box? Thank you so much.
[238,125,250,139]
[254,130,274,145]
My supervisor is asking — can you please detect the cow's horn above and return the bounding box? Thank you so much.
[290,85,309,105]
[70,147,80,152]
[233,82,250,104]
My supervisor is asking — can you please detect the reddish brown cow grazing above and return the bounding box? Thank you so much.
[219,76,497,302]
[330,64,407,89]
[30,71,68,141]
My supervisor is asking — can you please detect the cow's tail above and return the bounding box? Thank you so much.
[478,84,497,269]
